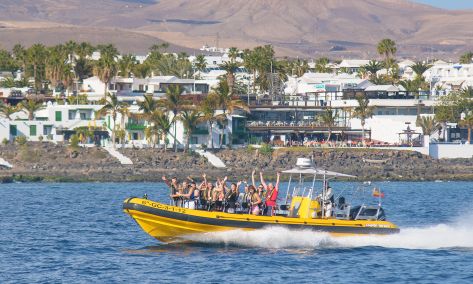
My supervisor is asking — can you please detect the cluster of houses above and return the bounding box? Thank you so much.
[1,53,473,159]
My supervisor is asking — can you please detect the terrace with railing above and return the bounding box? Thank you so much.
[246,120,350,131]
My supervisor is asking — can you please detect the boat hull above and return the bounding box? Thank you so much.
[123,198,400,242]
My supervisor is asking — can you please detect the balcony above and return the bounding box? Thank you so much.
[246,121,349,132]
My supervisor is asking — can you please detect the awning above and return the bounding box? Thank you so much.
[282,167,356,178]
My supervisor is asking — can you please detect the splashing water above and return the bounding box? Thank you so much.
[183,220,473,250]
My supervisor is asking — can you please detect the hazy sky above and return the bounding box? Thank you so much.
[414,0,473,9]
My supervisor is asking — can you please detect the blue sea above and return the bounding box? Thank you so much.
[1,181,473,283]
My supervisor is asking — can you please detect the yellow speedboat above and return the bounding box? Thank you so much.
[124,158,400,242]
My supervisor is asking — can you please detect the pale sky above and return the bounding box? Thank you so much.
[414,0,473,9]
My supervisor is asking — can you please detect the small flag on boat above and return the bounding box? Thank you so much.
[372,188,385,198]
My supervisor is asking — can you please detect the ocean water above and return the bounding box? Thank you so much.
[1,181,473,283]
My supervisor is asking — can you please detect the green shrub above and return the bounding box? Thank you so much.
[38,135,44,142]
[259,143,273,156]
[2,138,8,145]
[15,135,28,146]
[47,134,53,140]
[69,134,80,149]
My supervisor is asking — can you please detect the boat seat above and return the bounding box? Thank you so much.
[279,204,290,211]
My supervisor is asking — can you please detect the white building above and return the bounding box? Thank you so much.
[424,62,473,95]
[337,60,371,74]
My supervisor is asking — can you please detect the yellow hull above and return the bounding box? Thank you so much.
[123,198,400,242]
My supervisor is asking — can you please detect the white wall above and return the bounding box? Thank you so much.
[350,115,420,143]
[429,143,473,159]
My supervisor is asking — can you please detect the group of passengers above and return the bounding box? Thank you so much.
[162,171,280,216]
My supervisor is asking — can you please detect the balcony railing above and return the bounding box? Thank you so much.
[246,120,349,130]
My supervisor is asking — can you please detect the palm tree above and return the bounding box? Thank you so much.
[212,80,250,148]
[400,79,420,98]
[293,58,309,77]
[118,54,137,78]
[317,108,338,142]
[19,98,45,120]
[149,110,173,151]
[377,38,397,62]
[0,49,17,73]
[220,60,239,96]
[363,60,383,80]
[133,63,152,79]
[161,85,188,152]
[353,94,374,145]
[0,77,15,88]
[93,56,118,98]
[193,54,207,72]
[118,104,130,147]
[27,44,48,91]
[411,61,432,81]
[154,54,192,78]
[459,52,473,64]
[76,42,95,59]
[228,47,240,62]
[0,103,19,120]
[13,44,27,72]
[200,93,220,149]
[97,93,129,148]
[179,110,204,153]
[459,113,473,144]
[315,57,331,73]
[416,116,438,136]
[459,86,473,98]
[242,49,259,93]
[94,44,119,98]
[138,94,159,116]
[146,43,168,70]
[45,44,70,91]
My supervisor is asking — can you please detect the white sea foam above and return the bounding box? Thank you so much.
[183,217,473,250]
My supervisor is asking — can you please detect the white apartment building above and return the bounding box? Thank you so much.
[424,62,473,95]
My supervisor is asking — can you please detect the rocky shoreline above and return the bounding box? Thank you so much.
[1,143,473,183]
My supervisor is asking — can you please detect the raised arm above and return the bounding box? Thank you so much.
[162,175,171,187]
[252,170,256,186]
[260,171,268,189]
[202,173,207,185]
[275,172,281,189]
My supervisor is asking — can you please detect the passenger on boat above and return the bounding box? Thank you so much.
[323,186,335,218]
[162,175,180,206]
[225,181,241,213]
[260,171,280,216]
[240,182,251,213]
[248,185,262,215]
[213,176,227,211]
[181,180,199,209]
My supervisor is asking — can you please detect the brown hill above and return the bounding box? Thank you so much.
[1,0,473,58]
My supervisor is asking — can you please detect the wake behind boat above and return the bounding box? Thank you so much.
[123,158,399,242]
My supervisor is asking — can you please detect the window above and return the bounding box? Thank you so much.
[43,125,53,135]
[30,125,37,136]
[55,111,62,122]
[68,110,76,120]
[80,112,88,120]
[191,137,198,144]
[9,125,17,136]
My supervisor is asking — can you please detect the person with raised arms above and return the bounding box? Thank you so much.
[260,171,281,216]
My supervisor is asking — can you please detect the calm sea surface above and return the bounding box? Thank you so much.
[1,181,473,283]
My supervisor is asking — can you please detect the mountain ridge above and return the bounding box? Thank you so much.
[0,0,472,58]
